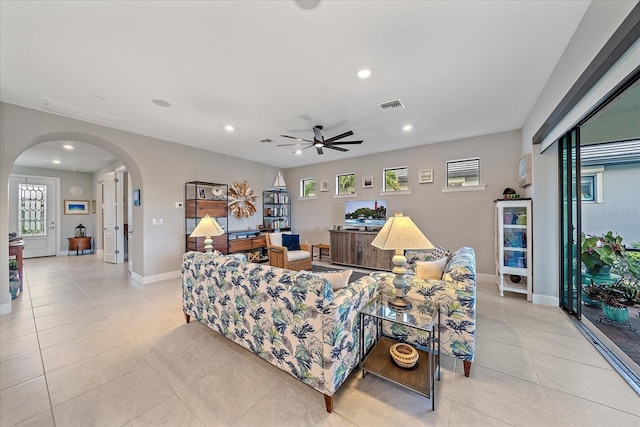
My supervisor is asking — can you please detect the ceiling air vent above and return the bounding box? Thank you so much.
[259,138,276,143]
[379,99,405,111]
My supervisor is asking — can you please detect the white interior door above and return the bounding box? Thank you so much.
[9,175,58,258]
[103,172,124,264]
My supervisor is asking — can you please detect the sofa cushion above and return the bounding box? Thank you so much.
[282,233,301,251]
[287,249,310,262]
[306,269,353,291]
[415,257,447,279]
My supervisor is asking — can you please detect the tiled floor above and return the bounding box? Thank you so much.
[1,255,639,427]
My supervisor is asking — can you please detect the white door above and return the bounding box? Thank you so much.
[103,172,124,264]
[10,175,58,258]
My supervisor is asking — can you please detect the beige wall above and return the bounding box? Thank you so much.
[1,102,281,313]
[286,130,522,277]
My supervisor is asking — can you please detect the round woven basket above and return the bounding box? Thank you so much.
[389,343,418,368]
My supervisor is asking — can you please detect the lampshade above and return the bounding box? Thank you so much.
[190,214,225,254]
[371,212,434,250]
[371,211,433,310]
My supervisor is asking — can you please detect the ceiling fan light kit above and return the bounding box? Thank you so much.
[278,125,363,156]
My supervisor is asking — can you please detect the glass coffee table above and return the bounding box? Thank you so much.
[359,296,440,410]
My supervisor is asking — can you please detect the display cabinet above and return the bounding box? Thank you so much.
[495,199,532,301]
[185,181,229,253]
[262,190,290,231]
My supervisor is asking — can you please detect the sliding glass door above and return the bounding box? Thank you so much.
[559,128,581,318]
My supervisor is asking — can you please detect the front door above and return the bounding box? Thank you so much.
[10,175,58,258]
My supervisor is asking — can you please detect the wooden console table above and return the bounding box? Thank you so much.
[329,230,393,270]
[67,236,92,255]
[9,241,24,291]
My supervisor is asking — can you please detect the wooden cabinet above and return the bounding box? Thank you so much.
[329,230,393,270]
[67,236,92,255]
[495,199,532,301]
[263,190,290,231]
[185,181,229,253]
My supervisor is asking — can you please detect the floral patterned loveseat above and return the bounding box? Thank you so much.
[371,246,476,376]
[181,251,378,412]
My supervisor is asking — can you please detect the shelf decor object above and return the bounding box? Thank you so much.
[228,181,257,219]
[390,343,419,368]
[274,171,286,189]
[190,214,225,255]
[371,211,434,309]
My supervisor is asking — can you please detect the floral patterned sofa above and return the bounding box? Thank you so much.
[371,246,476,376]
[181,251,379,412]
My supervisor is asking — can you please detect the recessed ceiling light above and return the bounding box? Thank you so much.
[403,124,413,131]
[225,125,235,132]
[63,144,74,150]
[358,69,371,79]
[151,99,171,107]
[294,150,302,155]
[52,160,61,164]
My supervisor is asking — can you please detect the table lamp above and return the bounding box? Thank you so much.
[371,211,434,309]
[189,214,225,255]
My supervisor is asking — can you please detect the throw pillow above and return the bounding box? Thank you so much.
[282,233,301,251]
[306,269,353,291]
[415,257,447,280]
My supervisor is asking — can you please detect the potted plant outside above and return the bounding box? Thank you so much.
[581,231,638,278]
[596,278,640,323]
[9,259,19,299]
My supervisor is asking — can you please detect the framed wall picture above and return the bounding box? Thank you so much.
[91,200,96,213]
[362,176,373,188]
[64,200,89,215]
[133,189,141,206]
[198,187,207,199]
[320,180,329,192]
[519,153,532,187]
[418,169,434,184]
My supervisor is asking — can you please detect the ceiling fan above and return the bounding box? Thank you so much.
[278,125,363,155]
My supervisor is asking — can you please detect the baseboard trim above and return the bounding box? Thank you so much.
[0,301,12,315]
[532,293,558,306]
[131,270,180,285]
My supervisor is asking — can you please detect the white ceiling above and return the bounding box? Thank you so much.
[1,1,592,171]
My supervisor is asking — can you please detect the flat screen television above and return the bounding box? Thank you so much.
[344,199,387,229]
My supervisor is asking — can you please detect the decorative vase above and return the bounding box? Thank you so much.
[9,275,19,299]
[602,304,629,322]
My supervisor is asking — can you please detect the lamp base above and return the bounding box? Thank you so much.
[388,296,412,310]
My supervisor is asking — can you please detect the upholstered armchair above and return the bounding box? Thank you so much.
[265,232,312,271]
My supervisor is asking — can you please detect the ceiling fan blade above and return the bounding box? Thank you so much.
[330,140,363,145]
[301,144,315,150]
[316,146,324,155]
[277,143,304,147]
[281,135,313,143]
[324,130,354,143]
[325,145,348,152]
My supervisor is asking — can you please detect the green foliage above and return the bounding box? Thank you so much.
[596,281,640,308]
[581,231,639,277]
[385,170,400,191]
[303,180,315,197]
[9,259,18,270]
[338,174,355,194]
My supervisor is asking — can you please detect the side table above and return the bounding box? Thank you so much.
[67,236,92,256]
[312,243,330,260]
[359,296,440,410]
